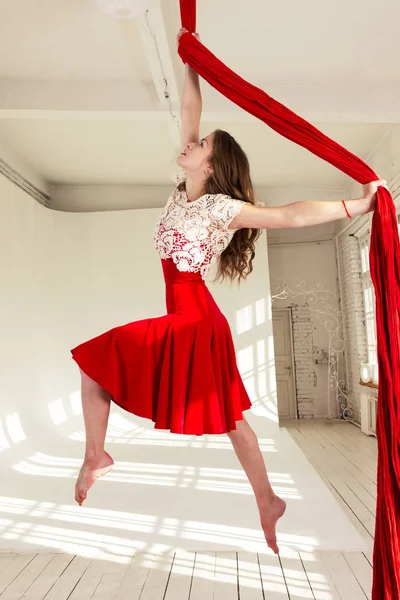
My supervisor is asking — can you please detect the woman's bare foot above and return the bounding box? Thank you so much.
[75,451,114,506]
[259,495,286,554]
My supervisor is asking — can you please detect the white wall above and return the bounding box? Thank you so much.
[268,236,343,419]
[265,187,345,419]
[0,173,278,555]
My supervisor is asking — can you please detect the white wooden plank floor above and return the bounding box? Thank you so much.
[0,419,377,599]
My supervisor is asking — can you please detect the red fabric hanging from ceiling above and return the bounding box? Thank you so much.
[178,1,400,597]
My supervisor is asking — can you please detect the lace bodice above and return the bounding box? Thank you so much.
[153,176,245,280]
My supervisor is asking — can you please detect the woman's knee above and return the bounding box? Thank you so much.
[227,415,248,438]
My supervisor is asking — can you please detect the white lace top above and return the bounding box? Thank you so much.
[153,176,245,280]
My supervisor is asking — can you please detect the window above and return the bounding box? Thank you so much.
[359,231,378,377]
[358,209,400,385]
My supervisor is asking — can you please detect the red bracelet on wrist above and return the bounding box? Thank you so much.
[342,199,352,219]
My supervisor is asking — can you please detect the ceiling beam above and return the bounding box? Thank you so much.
[0,139,51,196]
[1,79,400,123]
[135,0,181,153]
[0,79,156,112]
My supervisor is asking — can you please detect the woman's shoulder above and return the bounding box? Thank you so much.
[210,192,247,209]
[208,195,247,231]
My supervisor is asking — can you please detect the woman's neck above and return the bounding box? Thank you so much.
[184,173,207,202]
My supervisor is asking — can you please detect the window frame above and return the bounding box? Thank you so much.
[359,229,378,381]
[357,205,400,385]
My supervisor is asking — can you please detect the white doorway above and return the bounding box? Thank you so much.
[272,308,297,419]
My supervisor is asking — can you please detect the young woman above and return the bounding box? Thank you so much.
[71,28,386,555]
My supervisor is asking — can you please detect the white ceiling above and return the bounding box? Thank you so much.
[0,0,149,80]
[0,0,398,196]
[164,0,400,82]
[1,0,397,82]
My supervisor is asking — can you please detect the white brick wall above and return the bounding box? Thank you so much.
[336,127,400,425]
[336,228,378,424]
[269,241,341,419]
[291,305,315,418]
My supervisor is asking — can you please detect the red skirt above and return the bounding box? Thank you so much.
[70,258,252,435]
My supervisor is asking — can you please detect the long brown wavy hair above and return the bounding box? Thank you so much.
[178,129,261,285]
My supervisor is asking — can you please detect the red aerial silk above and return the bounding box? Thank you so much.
[178,1,400,597]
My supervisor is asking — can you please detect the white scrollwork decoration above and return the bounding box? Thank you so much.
[271,276,351,420]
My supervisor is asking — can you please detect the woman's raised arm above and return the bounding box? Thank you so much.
[177,29,202,152]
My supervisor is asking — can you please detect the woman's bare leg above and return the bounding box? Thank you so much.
[75,368,114,506]
[227,416,286,554]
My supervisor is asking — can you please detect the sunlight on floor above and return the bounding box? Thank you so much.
[0,412,27,450]
[1,296,367,565]
[68,412,280,447]
[48,397,69,425]
[0,494,319,561]
[11,451,301,501]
